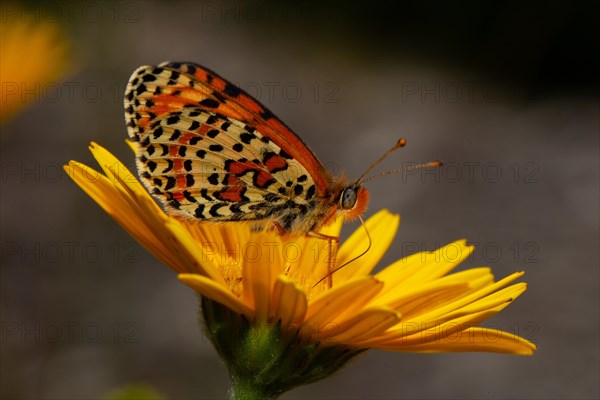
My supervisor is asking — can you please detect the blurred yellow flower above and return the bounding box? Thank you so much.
[1,18,69,122]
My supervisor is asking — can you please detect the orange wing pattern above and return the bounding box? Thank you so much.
[124,62,339,233]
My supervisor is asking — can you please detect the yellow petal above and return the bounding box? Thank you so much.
[412,283,527,329]
[404,282,526,335]
[376,327,536,355]
[380,282,471,314]
[271,275,308,330]
[303,277,383,332]
[373,268,495,318]
[164,221,226,281]
[178,274,254,319]
[65,161,122,215]
[375,266,490,304]
[242,232,282,323]
[285,235,330,292]
[89,142,157,208]
[334,210,399,282]
[376,240,474,291]
[318,215,344,237]
[412,272,525,323]
[322,307,401,345]
[360,282,527,347]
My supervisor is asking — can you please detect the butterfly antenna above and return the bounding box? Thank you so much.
[355,138,407,185]
[359,160,443,185]
[313,215,372,288]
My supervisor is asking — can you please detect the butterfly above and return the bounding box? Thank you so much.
[124,62,417,236]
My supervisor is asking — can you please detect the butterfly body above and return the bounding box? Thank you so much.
[125,62,368,235]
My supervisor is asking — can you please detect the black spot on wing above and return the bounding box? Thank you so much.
[169,130,181,141]
[305,185,316,200]
[224,82,242,98]
[183,190,197,203]
[229,202,245,214]
[162,159,174,173]
[200,188,212,201]
[186,174,194,187]
[209,203,227,217]
[153,127,163,139]
[165,177,176,191]
[264,193,279,203]
[136,84,147,96]
[206,115,217,125]
[260,108,274,120]
[194,204,205,219]
[279,149,292,159]
[208,173,219,185]
[232,143,243,152]
[200,98,219,108]
[239,132,256,144]
[213,91,226,103]
[169,198,181,209]
[207,129,220,138]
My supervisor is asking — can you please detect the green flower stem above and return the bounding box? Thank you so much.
[229,378,279,400]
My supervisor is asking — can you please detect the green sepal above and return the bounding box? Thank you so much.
[200,296,365,400]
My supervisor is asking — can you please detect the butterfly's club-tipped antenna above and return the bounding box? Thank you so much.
[317,139,442,283]
[359,160,443,185]
[355,138,407,185]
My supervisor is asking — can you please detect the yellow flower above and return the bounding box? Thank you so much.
[65,143,536,397]
[1,18,70,122]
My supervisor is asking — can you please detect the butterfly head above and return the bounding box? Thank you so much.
[337,184,369,220]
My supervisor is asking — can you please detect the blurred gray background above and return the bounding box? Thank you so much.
[1,1,598,399]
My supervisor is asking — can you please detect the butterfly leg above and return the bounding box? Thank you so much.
[271,222,288,236]
[307,231,339,288]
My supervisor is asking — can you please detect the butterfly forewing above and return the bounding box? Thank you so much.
[124,63,328,228]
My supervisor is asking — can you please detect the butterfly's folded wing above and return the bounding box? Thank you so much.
[124,63,331,223]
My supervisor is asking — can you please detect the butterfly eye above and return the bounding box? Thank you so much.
[340,187,358,210]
